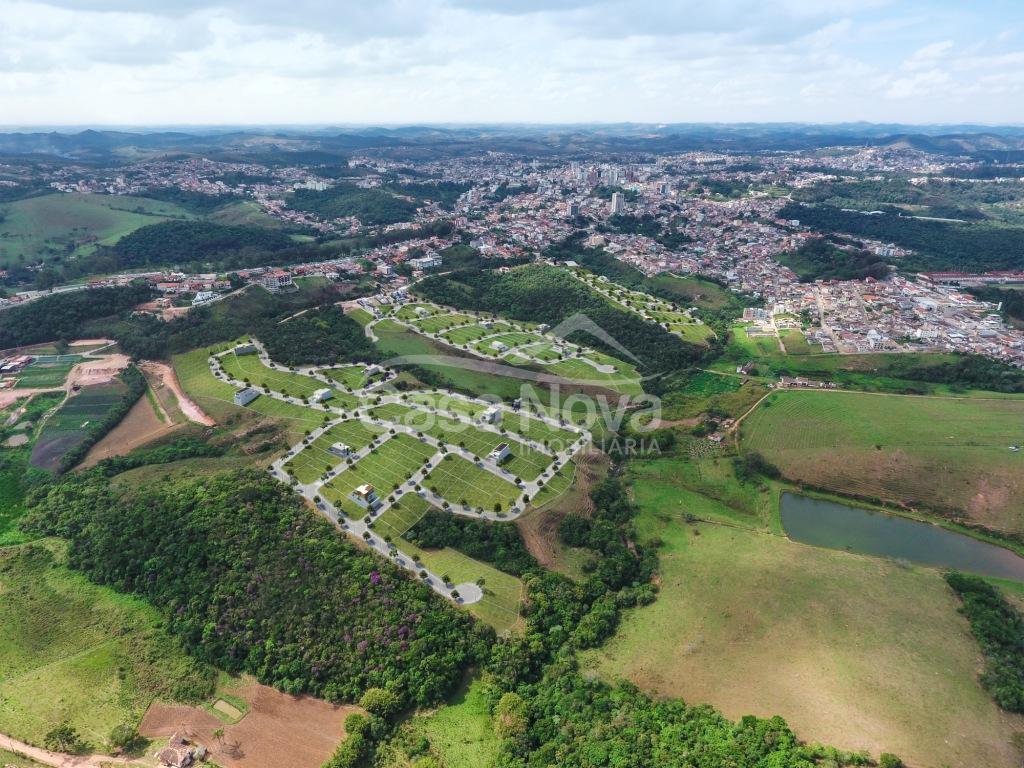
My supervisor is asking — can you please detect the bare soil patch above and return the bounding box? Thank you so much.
[140,361,215,426]
[67,354,130,388]
[518,449,609,572]
[140,680,359,768]
[80,394,181,468]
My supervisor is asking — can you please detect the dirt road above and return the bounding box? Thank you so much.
[0,733,141,767]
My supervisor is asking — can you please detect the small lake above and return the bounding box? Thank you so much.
[780,492,1024,582]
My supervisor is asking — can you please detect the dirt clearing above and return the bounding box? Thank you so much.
[66,354,130,388]
[79,393,181,467]
[140,680,359,768]
[140,361,215,426]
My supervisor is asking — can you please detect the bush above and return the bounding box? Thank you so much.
[44,722,84,754]
[359,687,402,718]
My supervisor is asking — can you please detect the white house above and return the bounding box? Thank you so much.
[489,443,511,463]
[312,388,333,403]
[481,406,501,425]
[329,442,351,457]
[233,387,260,406]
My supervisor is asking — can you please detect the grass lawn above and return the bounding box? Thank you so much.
[779,328,820,355]
[0,193,191,268]
[395,303,439,321]
[580,516,1024,768]
[398,538,524,634]
[441,325,491,345]
[171,348,246,423]
[742,390,1024,533]
[411,314,475,334]
[0,543,212,750]
[372,492,435,540]
[318,365,372,391]
[422,454,520,513]
[321,434,434,515]
[286,419,385,484]
[646,274,740,310]
[219,352,325,399]
[547,357,643,395]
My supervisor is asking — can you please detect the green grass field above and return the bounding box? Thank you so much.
[372,491,435,540]
[579,504,1023,768]
[397,536,525,633]
[411,313,475,334]
[0,543,212,749]
[397,677,501,768]
[742,390,1024,533]
[318,365,374,391]
[0,193,191,267]
[646,274,740,310]
[321,434,435,515]
[286,419,385,483]
[422,454,520,512]
[441,325,491,345]
[219,352,326,399]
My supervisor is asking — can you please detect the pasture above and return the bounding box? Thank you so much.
[646,274,739,310]
[0,193,190,267]
[579,516,1024,768]
[0,543,212,749]
[741,390,1024,533]
[422,454,520,512]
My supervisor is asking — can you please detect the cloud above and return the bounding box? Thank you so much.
[0,0,1022,124]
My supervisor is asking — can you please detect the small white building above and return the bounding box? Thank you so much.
[329,442,351,457]
[235,343,257,355]
[489,443,511,463]
[414,306,431,318]
[491,341,508,352]
[481,407,501,425]
[312,388,334,403]
[234,387,260,406]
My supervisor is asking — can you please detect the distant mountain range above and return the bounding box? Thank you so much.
[2,123,1024,161]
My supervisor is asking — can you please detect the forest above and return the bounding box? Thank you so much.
[414,265,701,372]
[288,184,419,225]
[258,306,378,366]
[0,283,152,350]
[779,202,1024,272]
[103,220,296,269]
[22,470,491,708]
[969,285,1024,323]
[776,236,890,282]
[405,510,537,576]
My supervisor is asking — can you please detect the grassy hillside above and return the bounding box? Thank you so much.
[741,390,1024,533]
[0,543,213,748]
[0,192,190,268]
[580,498,1024,768]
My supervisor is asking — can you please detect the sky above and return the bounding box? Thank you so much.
[1,0,1023,126]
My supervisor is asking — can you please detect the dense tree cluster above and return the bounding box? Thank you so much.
[385,181,471,210]
[105,220,296,269]
[945,572,1024,712]
[0,283,152,349]
[897,354,1024,393]
[258,306,378,366]
[776,236,890,282]
[406,510,537,576]
[779,202,1024,272]
[969,286,1024,323]
[23,470,492,707]
[92,437,225,477]
[415,265,701,372]
[138,187,242,214]
[289,184,419,226]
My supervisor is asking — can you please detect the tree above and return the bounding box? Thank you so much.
[493,691,529,739]
[44,722,84,753]
[109,724,146,755]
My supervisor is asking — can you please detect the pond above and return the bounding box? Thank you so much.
[780,492,1024,582]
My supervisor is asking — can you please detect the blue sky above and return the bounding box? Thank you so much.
[0,0,1022,125]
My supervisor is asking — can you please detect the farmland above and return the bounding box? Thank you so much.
[30,381,128,470]
[741,390,1024,533]
[0,192,190,267]
[580,504,1024,768]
